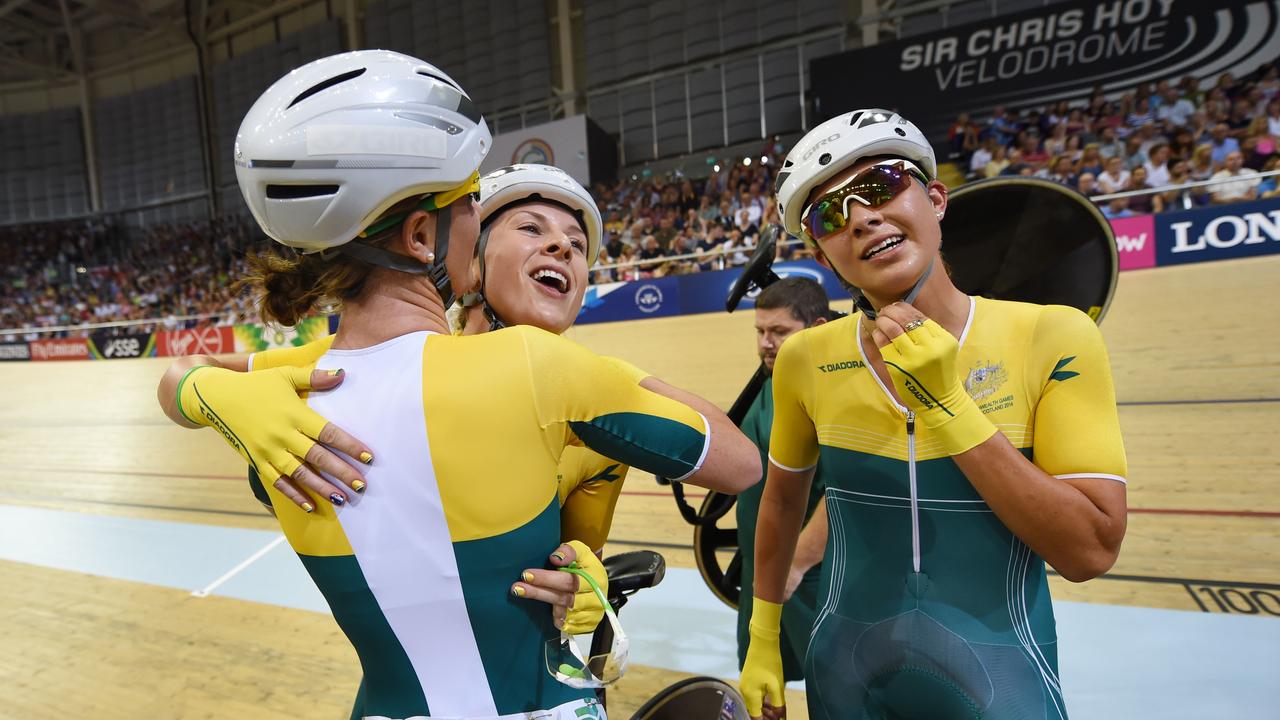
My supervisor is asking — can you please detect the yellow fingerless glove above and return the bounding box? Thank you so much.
[176,365,333,482]
[561,540,609,635]
[739,597,785,717]
[880,318,997,456]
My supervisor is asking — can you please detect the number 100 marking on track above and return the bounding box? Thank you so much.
[1184,584,1280,616]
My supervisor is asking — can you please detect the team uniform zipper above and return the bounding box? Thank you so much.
[906,410,921,574]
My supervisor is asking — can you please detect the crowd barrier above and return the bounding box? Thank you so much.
[0,316,334,362]
[2,197,1276,361]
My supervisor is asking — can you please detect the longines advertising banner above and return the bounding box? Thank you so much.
[811,0,1280,135]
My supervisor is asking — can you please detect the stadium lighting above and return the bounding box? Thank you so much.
[743,157,752,166]
[760,156,769,164]
[76,266,86,274]
[713,164,721,173]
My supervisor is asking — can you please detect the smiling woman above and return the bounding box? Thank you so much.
[741,109,1129,720]
[457,164,602,335]
[152,51,760,720]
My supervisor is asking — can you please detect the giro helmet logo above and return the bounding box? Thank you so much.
[801,133,841,163]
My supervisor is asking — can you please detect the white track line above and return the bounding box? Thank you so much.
[191,535,287,598]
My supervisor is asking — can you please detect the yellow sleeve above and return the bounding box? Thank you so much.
[519,326,710,481]
[557,354,643,550]
[767,328,819,472]
[600,355,651,384]
[558,446,628,551]
[249,335,336,371]
[1028,305,1128,483]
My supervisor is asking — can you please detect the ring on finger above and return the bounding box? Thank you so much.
[903,319,926,332]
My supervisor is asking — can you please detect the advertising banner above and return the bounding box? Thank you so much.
[233,316,331,353]
[481,115,591,186]
[88,331,157,360]
[29,338,90,361]
[0,342,31,361]
[155,326,237,357]
[810,0,1280,138]
[1155,197,1280,267]
[576,276,682,325]
[575,260,851,326]
[1109,215,1157,271]
[677,260,852,316]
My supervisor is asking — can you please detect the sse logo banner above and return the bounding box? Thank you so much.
[89,332,157,360]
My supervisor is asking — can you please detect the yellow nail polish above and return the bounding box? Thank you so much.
[301,502,316,514]
[522,571,535,583]
[551,552,566,562]
[327,369,343,377]
[512,585,526,597]
[351,479,366,492]
[359,451,374,464]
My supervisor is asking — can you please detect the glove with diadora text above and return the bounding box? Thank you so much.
[739,597,786,718]
[879,318,997,456]
[177,365,338,490]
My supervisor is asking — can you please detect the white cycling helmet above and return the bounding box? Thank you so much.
[774,109,938,320]
[776,109,936,242]
[234,49,491,253]
[478,164,603,266]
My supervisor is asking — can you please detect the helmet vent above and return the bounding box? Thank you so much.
[773,171,791,193]
[895,127,907,136]
[819,153,831,165]
[287,68,367,109]
[266,184,339,199]
[416,69,462,92]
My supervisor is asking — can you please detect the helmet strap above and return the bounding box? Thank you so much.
[836,256,935,321]
[336,204,456,308]
[460,225,507,331]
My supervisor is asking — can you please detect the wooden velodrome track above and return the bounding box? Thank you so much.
[0,254,1277,718]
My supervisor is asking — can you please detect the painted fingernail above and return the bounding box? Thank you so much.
[522,571,535,583]
[327,368,345,377]
[301,502,315,514]
[330,493,345,506]
[551,551,566,562]
[359,451,374,465]
[351,479,366,493]
[511,585,526,597]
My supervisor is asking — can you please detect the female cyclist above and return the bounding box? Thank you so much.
[738,109,1128,720]
[159,50,759,720]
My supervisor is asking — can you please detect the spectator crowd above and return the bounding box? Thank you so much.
[4,64,1280,333]
[949,64,1280,218]
[0,215,261,337]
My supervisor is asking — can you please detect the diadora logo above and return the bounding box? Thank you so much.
[635,283,664,313]
[817,359,865,373]
[586,463,624,484]
[1050,356,1080,382]
[901,377,935,410]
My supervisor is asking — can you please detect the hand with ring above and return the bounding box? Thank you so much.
[872,302,996,455]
